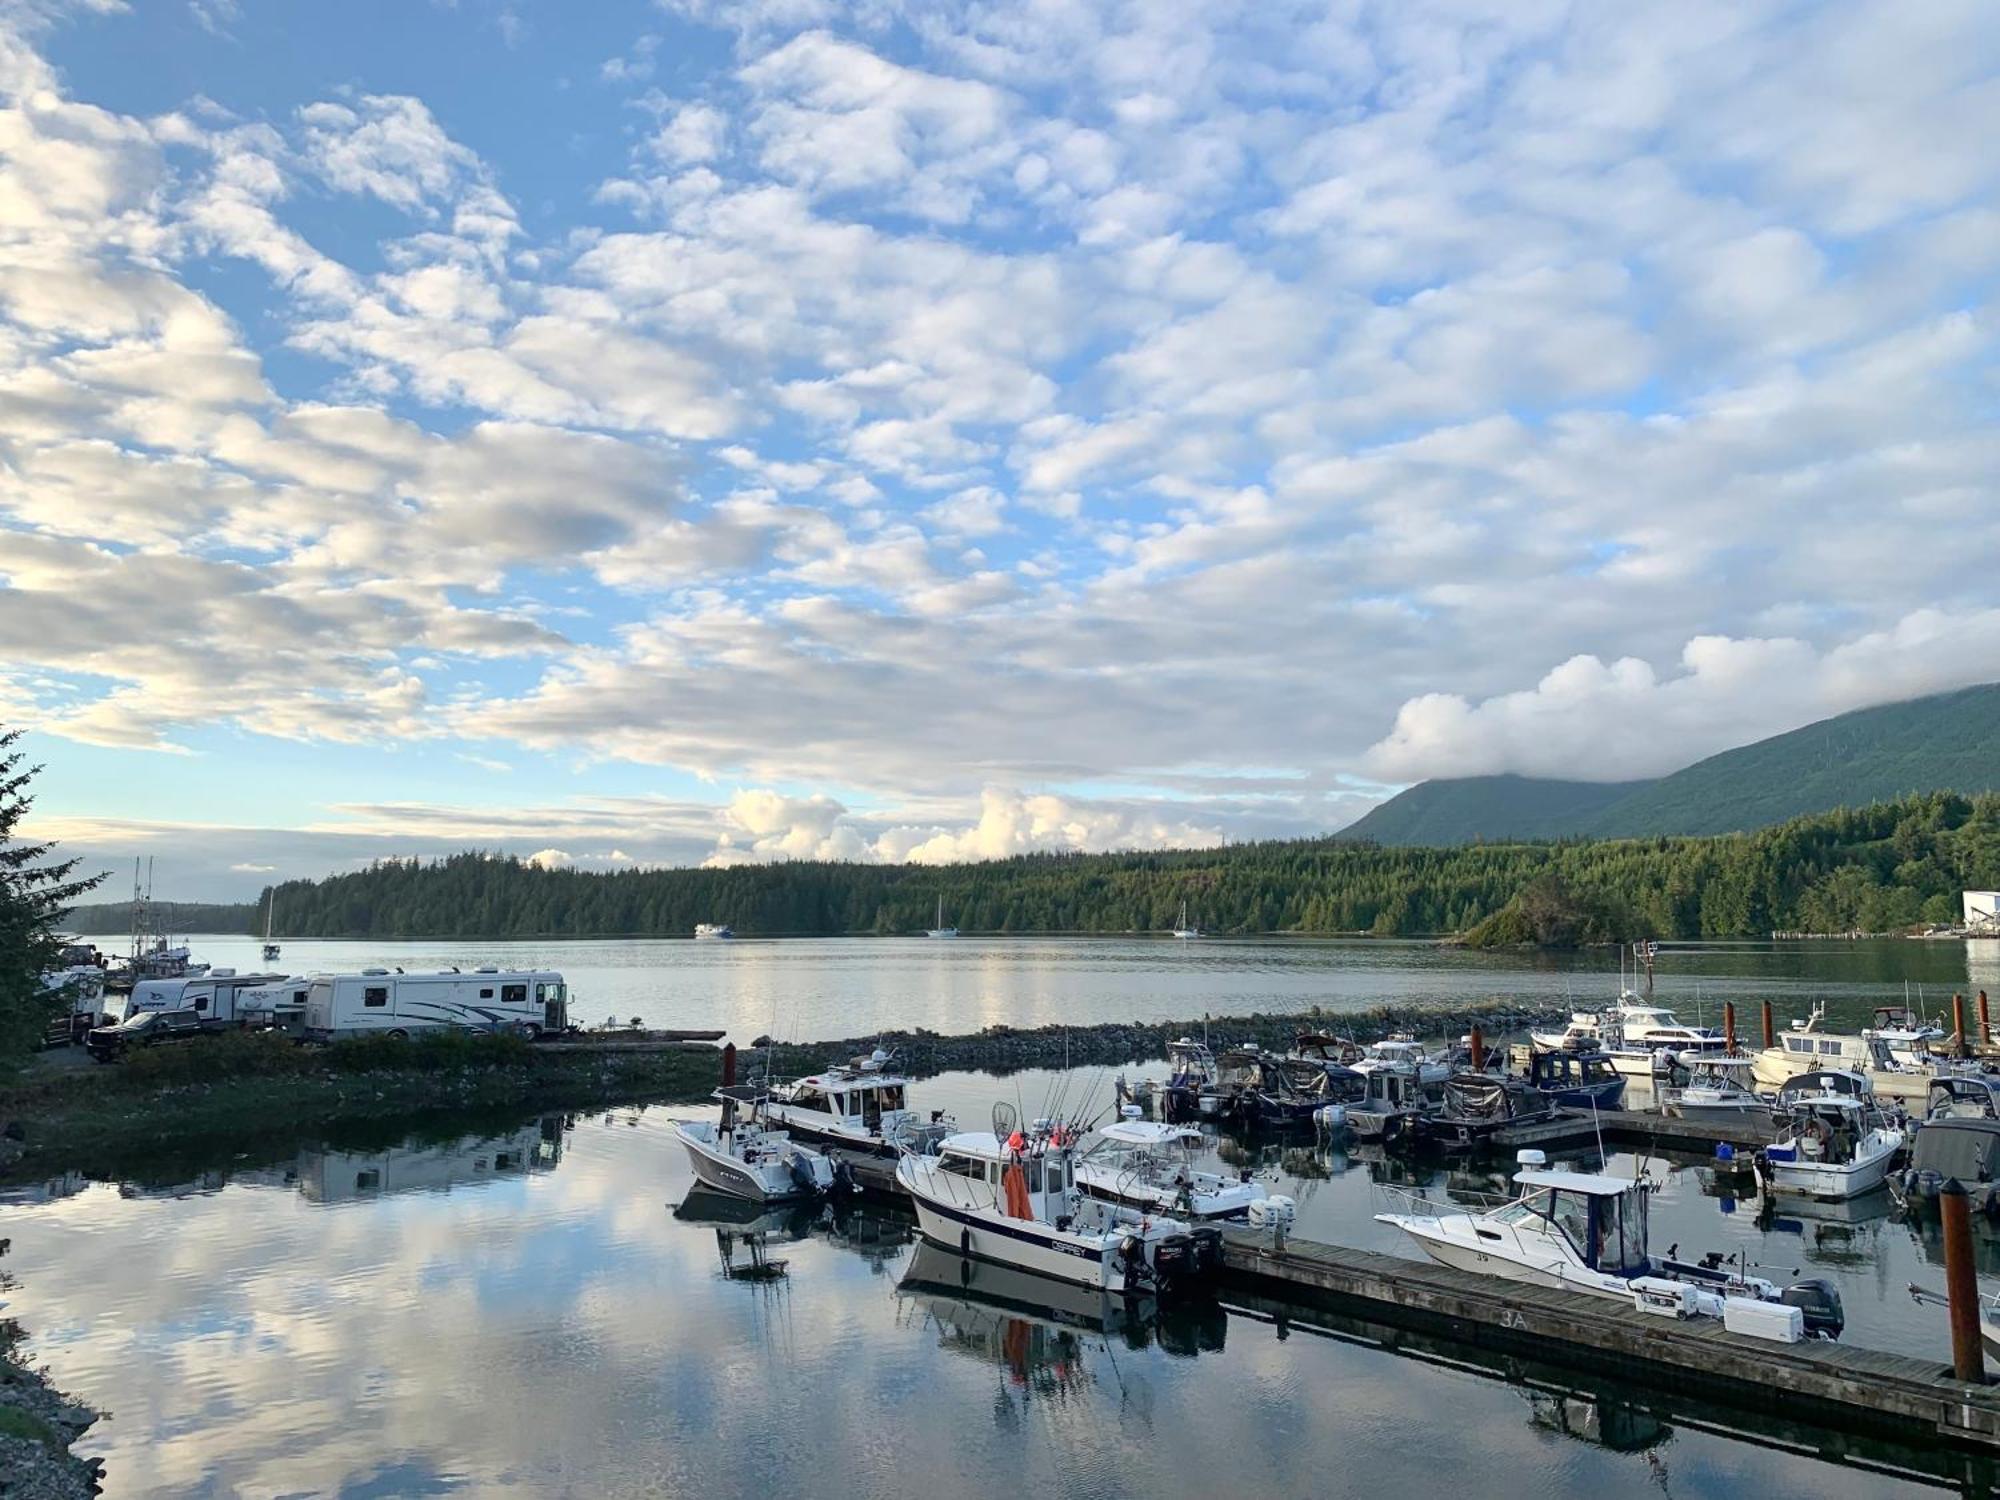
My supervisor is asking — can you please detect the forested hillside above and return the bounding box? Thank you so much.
[60,900,258,937]
[1342,682,2000,845]
[240,792,2000,943]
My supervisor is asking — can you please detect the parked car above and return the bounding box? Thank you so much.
[85,1008,220,1063]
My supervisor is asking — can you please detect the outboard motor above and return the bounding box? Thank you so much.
[1188,1225,1224,1277]
[1781,1278,1845,1340]
[788,1153,821,1194]
[1152,1233,1197,1291]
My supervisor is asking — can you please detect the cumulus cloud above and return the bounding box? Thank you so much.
[1367,609,2000,783]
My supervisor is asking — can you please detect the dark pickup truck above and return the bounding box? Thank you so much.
[84,1008,223,1063]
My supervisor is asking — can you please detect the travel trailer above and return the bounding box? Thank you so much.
[301,968,568,1041]
[121,969,289,1024]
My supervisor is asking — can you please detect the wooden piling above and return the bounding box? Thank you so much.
[1943,1178,1987,1385]
[1761,999,1774,1051]
[1723,1001,1736,1054]
[1468,1024,1484,1072]
[1982,991,1992,1048]
[1956,994,1970,1059]
[720,1042,737,1131]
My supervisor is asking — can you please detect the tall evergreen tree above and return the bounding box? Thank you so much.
[0,729,106,1059]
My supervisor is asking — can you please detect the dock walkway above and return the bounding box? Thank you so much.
[1219,1230,2000,1453]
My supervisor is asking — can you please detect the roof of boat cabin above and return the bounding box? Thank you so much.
[1096,1121,1203,1146]
[1513,1169,1642,1196]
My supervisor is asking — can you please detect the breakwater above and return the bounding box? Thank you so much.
[755,997,1570,1079]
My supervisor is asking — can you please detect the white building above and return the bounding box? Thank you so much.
[1965,892,2000,934]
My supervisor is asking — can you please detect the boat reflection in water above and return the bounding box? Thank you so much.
[897,1241,1227,1387]
[298,1118,564,1203]
[1525,1390,1671,1454]
[673,1185,826,1282]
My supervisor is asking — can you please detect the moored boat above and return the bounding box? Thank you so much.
[1526,1049,1626,1109]
[895,1115,1222,1297]
[1075,1118,1259,1220]
[760,1050,955,1157]
[1756,1079,1904,1201]
[674,1098,838,1203]
[1660,1055,1765,1119]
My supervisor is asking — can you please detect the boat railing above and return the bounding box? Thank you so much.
[1374,1183,1515,1220]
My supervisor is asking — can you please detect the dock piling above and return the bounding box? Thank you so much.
[1982,991,1992,1048]
[1956,993,1970,1059]
[1723,1001,1736,1054]
[1468,1024,1484,1072]
[1943,1178,1987,1384]
[1761,1000,1774,1052]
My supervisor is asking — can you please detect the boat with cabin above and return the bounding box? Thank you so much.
[1534,1002,1725,1078]
[1755,1075,1904,1200]
[895,1111,1222,1297]
[1891,1113,2000,1215]
[761,1049,955,1157]
[694,923,734,940]
[1525,1049,1626,1109]
[1660,1055,1765,1119]
[1417,1073,1558,1150]
[674,1094,838,1203]
[1353,1037,1451,1085]
[1376,1159,1844,1338]
[1346,1063,1442,1145]
[1074,1117,1259,1220]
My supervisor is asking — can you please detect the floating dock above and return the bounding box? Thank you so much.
[1218,1230,2000,1457]
[1496,1105,1778,1152]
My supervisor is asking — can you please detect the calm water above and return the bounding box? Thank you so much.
[15,938,2000,1497]
[4,1081,1989,1499]
[177,932,2000,1041]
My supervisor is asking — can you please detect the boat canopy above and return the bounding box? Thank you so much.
[1910,1118,2000,1180]
[1096,1121,1204,1148]
[1514,1169,1638,1196]
[1930,1077,2000,1117]
[1504,1171,1650,1274]
[1777,1069,1870,1101]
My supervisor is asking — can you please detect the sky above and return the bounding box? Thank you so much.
[1,0,1997,901]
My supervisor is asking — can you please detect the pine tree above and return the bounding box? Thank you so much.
[0,728,107,1059]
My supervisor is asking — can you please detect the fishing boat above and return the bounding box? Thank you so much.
[694,923,734,940]
[925,895,958,939]
[1353,1037,1451,1085]
[1660,1055,1765,1119]
[1751,1004,1956,1098]
[1375,1160,1845,1337]
[1243,1056,1368,1128]
[895,1109,1222,1296]
[1525,1049,1626,1109]
[673,1095,838,1202]
[1923,1075,2000,1120]
[760,1049,955,1157]
[1417,1073,1558,1150]
[1074,1117,1259,1219]
[1171,900,1201,940]
[1535,1002,1724,1078]
[1756,1079,1904,1201]
[1345,1062,1441,1145]
[1890,1115,2000,1214]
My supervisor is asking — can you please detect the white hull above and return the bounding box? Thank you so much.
[1670,1097,1767,1120]
[1075,1171,1255,1221]
[907,1196,1117,1291]
[1383,1218,1628,1301]
[1760,1148,1895,1200]
[675,1123,828,1203]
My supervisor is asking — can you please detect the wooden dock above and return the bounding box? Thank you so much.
[1219,1230,2000,1454]
[1496,1105,1778,1153]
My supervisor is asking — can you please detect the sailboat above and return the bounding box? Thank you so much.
[261,890,280,964]
[926,895,958,939]
[1172,900,1201,940]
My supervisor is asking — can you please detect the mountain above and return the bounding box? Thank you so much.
[1343,682,2000,845]
[1336,775,1650,845]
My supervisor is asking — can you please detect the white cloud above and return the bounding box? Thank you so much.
[524,847,572,870]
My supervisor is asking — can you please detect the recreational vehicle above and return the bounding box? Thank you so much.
[301,967,568,1041]
[121,969,289,1024]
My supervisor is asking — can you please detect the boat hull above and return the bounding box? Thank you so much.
[1759,1142,1898,1200]
[1076,1174,1255,1221]
[1380,1217,1627,1302]
[675,1127,824,1203]
[906,1193,1116,1292]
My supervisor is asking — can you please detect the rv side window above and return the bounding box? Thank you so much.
[193,994,208,1012]
[293,990,307,1004]
[364,987,388,1008]
[480,989,495,1000]
[503,984,527,1004]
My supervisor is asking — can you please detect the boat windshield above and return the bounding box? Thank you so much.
[1492,1189,1553,1226]
[1593,1187,1648,1273]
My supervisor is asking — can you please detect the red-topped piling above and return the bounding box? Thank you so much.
[1761,1000,1774,1052]
[1723,1002,1736,1054]
[1468,1025,1484,1072]
[1956,993,1970,1059]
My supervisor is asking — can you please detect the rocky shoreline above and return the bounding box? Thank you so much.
[756,996,1568,1079]
[2,1242,102,1500]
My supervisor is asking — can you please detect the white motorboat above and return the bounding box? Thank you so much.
[1075,1118,1259,1220]
[674,1099,837,1203]
[925,895,958,939]
[1753,1005,1970,1102]
[1535,1000,1726,1078]
[1757,1078,1903,1200]
[1375,1162,1845,1337]
[760,1050,955,1157]
[1353,1037,1451,1085]
[694,923,734,940]
[1660,1056,1766,1119]
[895,1115,1222,1296]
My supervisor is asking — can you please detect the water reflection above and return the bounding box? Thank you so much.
[2,1076,1993,1497]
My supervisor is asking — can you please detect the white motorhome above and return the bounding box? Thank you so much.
[121,969,289,1024]
[301,967,568,1041]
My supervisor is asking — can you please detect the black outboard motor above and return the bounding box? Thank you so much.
[1152,1234,1197,1291]
[1188,1225,1224,1277]
[788,1155,819,1194]
[1782,1278,1845,1340]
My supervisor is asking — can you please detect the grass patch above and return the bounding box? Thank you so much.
[0,1404,62,1449]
